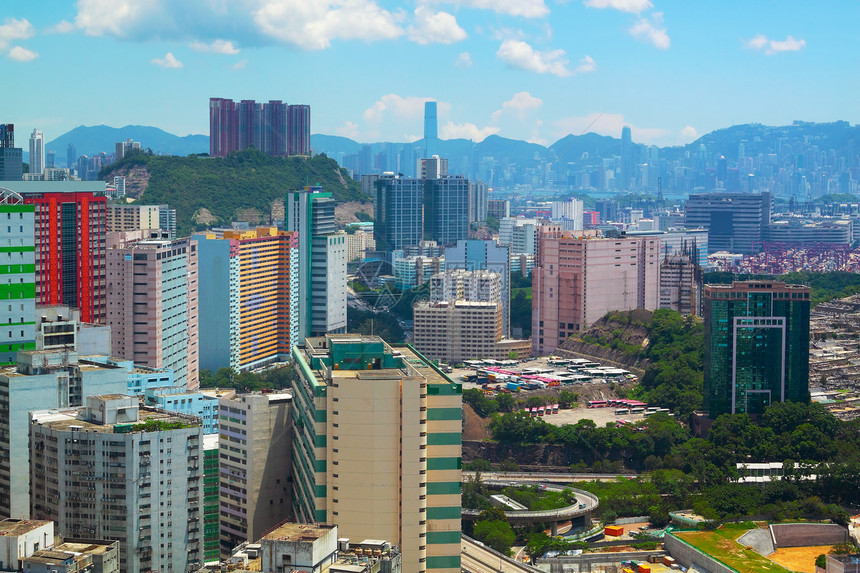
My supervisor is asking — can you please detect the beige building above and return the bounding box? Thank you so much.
[105,205,160,233]
[414,301,531,363]
[345,229,376,262]
[291,335,461,573]
[532,231,660,354]
[218,393,293,555]
[415,270,531,363]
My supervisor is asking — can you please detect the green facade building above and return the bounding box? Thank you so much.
[0,189,35,365]
[704,281,810,417]
[291,334,462,573]
[203,435,220,563]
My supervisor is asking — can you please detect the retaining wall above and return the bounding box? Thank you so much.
[770,523,850,548]
[663,533,738,573]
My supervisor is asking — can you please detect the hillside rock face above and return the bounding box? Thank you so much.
[111,164,150,199]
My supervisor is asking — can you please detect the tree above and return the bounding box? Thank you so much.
[473,519,516,555]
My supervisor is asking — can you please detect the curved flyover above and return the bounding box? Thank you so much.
[462,480,599,535]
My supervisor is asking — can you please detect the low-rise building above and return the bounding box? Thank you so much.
[145,386,219,434]
[393,256,445,289]
[0,518,54,570]
[20,540,119,573]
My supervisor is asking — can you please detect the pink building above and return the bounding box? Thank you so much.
[532,232,661,355]
[106,237,199,389]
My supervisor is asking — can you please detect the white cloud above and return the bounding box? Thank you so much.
[335,121,361,139]
[8,46,38,62]
[680,125,699,141]
[492,91,543,122]
[190,39,240,54]
[74,0,405,50]
[439,121,499,142]
[0,18,35,50]
[553,112,670,143]
[252,0,405,50]
[231,59,248,70]
[455,52,472,68]
[431,0,549,19]
[583,0,651,13]
[496,39,571,77]
[629,11,670,49]
[45,19,75,34]
[575,54,596,73]
[364,95,452,124]
[746,34,806,55]
[151,52,183,68]
[408,6,466,45]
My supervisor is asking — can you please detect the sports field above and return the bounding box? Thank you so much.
[768,546,832,573]
[675,525,793,573]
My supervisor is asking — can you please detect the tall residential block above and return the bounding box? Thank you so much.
[286,186,347,338]
[29,130,45,176]
[445,240,511,337]
[0,349,128,518]
[115,138,140,160]
[30,395,204,573]
[203,434,220,563]
[218,392,292,554]
[194,227,299,372]
[532,232,661,355]
[0,190,35,365]
[469,180,488,224]
[703,281,810,417]
[0,182,108,324]
[291,334,462,573]
[659,251,702,316]
[685,192,772,255]
[0,124,23,181]
[106,237,199,389]
[209,98,311,157]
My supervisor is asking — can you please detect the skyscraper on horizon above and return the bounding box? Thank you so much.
[620,125,633,191]
[424,101,438,157]
[29,130,44,176]
[703,281,810,418]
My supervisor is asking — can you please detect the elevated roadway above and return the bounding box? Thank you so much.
[462,480,599,536]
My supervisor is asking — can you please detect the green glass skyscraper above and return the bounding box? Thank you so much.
[704,281,810,417]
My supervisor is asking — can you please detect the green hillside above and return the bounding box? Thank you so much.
[102,149,367,236]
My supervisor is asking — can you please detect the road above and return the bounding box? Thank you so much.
[463,471,638,482]
[461,536,538,573]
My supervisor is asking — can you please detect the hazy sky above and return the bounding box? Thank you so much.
[3,0,858,147]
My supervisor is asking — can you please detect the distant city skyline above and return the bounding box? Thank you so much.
[3,1,858,148]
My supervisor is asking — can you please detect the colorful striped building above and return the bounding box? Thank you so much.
[194,227,299,372]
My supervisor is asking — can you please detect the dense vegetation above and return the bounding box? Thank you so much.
[199,366,292,391]
[346,308,405,343]
[510,272,533,338]
[705,271,860,307]
[102,148,367,235]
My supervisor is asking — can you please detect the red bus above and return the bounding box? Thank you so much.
[587,400,608,408]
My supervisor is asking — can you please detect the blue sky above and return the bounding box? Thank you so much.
[2,0,858,147]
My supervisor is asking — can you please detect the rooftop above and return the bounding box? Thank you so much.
[31,406,200,434]
[0,518,51,536]
[263,522,336,542]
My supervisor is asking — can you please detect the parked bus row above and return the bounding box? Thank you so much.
[522,404,560,417]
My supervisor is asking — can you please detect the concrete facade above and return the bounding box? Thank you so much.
[21,540,120,573]
[106,237,199,389]
[105,205,160,233]
[532,232,661,355]
[445,240,511,337]
[0,518,54,570]
[218,392,293,554]
[0,351,127,518]
[29,396,204,573]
